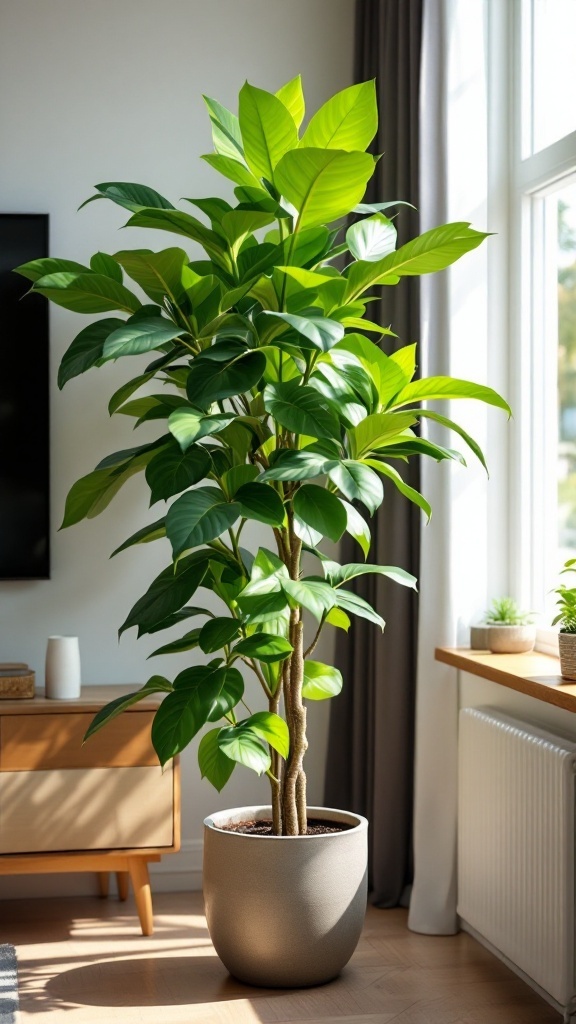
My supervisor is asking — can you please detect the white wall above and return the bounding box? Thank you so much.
[0,0,355,896]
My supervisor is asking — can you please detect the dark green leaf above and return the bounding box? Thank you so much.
[266,311,344,351]
[145,442,211,503]
[263,381,340,440]
[149,627,202,657]
[151,665,226,765]
[198,728,236,791]
[235,482,285,526]
[90,251,123,281]
[232,632,292,663]
[58,318,124,388]
[84,675,173,741]
[111,517,166,557]
[112,248,189,305]
[206,666,244,721]
[33,272,141,314]
[102,317,185,360]
[185,350,266,406]
[14,256,90,283]
[293,485,347,542]
[198,617,241,654]
[79,181,174,213]
[166,487,239,557]
[119,555,208,635]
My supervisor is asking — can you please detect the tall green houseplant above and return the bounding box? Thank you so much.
[16,78,509,836]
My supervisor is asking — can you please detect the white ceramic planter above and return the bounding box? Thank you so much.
[203,804,368,988]
[487,624,536,654]
[559,631,576,679]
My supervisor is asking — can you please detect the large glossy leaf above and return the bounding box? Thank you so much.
[327,562,417,589]
[119,555,208,635]
[217,723,271,775]
[84,675,173,741]
[341,499,371,558]
[281,578,336,621]
[141,605,213,638]
[206,666,245,721]
[220,210,275,251]
[274,149,375,231]
[333,588,385,630]
[198,728,236,791]
[58,318,124,388]
[112,248,189,305]
[166,487,240,557]
[364,459,432,519]
[261,450,329,482]
[302,660,343,700]
[234,482,285,526]
[145,442,211,503]
[300,81,377,151]
[102,317,185,360]
[168,408,234,451]
[239,82,298,181]
[203,95,244,161]
[202,153,261,189]
[266,311,344,351]
[79,181,174,213]
[334,336,410,407]
[325,460,383,514]
[15,256,90,283]
[348,412,417,458]
[198,617,241,654]
[263,381,340,440]
[413,409,488,472]
[60,464,141,528]
[185,350,266,407]
[149,627,202,657]
[276,75,305,128]
[232,632,292,663]
[346,213,397,262]
[124,208,225,263]
[90,251,123,281]
[391,376,512,414]
[151,665,228,765]
[236,589,290,625]
[33,272,141,314]
[345,222,489,300]
[293,485,347,542]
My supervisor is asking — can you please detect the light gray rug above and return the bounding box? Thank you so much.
[0,946,18,1024]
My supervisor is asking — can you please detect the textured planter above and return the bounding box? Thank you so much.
[487,624,536,654]
[203,804,368,988]
[470,625,490,650]
[559,631,576,680]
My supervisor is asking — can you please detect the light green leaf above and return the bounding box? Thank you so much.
[276,75,305,128]
[232,633,293,663]
[302,660,343,700]
[202,153,262,189]
[413,409,488,472]
[203,95,245,161]
[391,376,512,415]
[325,460,383,514]
[239,82,298,180]
[281,578,336,621]
[346,213,397,262]
[266,311,344,351]
[166,487,239,557]
[274,149,375,231]
[218,725,271,775]
[349,411,417,458]
[300,81,377,151]
[364,459,432,520]
[261,450,329,482]
[33,272,141,314]
[341,499,371,558]
[327,562,417,590]
[198,728,236,791]
[220,210,275,250]
[124,208,225,264]
[333,588,385,630]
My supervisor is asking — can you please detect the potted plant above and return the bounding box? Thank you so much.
[484,597,536,653]
[553,559,576,679]
[15,77,509,987]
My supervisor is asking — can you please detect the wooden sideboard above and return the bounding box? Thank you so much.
[0,686,180,935]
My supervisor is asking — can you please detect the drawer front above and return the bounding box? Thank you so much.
[0,712,157,770]
[0,765,173,853]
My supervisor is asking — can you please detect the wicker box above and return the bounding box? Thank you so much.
[0,664,35,699]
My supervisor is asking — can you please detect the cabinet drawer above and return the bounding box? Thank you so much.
[0,765,173,853]
[0,712,157,771]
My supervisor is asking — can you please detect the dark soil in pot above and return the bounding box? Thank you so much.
[218,817,353,836]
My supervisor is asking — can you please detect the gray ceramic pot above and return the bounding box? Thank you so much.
[559,631,576,679]
[487,624,536,653]
[203,804,368,988]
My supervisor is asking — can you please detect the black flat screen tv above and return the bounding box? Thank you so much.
[0,214,50,579]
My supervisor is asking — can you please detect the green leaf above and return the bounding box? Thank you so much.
[302,660,343,700]
[145,442,211,503]
[79,181,174,213]
[14,256,90,283]
[141,605,212,638]
[198,617,241,654]
[232,632,293,663]
[274,148,375,231]
[218,724,271,775]
[391,376,512,415]
[185,350,266,407]
[90,251,123,281]
[206,666,245,722]
[166,487,240,557]
[108,369,155,415]
[149,627,202,657]
[324,607,351,631]
[33,272,141,314]
[112,248,189,305]
[413,409,488,472]
[58,318,124,388]
[119,555,208,635]
[364,459,432,520]
[349,412,417,458]
[333,588,385,630]
[220,210,275,250]
[111,517,166,557]
[221,464,259,498]
[203,95,245,161]
[237,589,290,625]
[345,222,489,300]
[266,311,344,351]
[281,578,336,621]
[102,317,185,360]
[276,75,305,128]
[84,675,173,741]
[202,153,262,189]
[168,407,234,452]
[239,82,298,180]
[124,209,225,263]
[60,465,139,528]
[325,460,383,514]
[261,450,329,482]
[293,484,347,542]
[234,482,285,526]
[327,562,417,590]
[341,499,371,558]
[198,728,236,791]
[151,665,227,765]
[346,214,397,262]
[263,381,340,440]
[354,200,416,215]
[300,81,377,151]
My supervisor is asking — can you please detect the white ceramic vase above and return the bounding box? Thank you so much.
[45,635,81,699]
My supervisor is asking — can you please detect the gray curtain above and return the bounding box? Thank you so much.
[324,0,423,908]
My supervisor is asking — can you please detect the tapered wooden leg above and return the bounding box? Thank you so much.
[128,857,153,936]
[97,872,109,898]
[116,871,129,901]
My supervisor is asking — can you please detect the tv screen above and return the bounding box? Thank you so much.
[0,214,50,579]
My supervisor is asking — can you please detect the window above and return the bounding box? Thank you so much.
[509,0,576,639]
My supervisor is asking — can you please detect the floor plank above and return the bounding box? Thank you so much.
[0,891,561,1023]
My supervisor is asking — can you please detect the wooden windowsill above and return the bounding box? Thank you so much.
[435,647,576,713]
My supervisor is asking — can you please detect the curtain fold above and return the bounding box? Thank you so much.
[324,0,423,908]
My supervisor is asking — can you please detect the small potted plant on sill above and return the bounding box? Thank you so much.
[485,597,536,653]
[553,559,576,679]
[15,77,510,988]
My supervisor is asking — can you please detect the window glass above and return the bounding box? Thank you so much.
[532,0,576,153]
[557,183,576,567]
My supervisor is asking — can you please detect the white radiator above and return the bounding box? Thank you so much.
[458,707,576,1013]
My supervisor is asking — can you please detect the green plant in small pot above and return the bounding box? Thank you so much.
[553,559,576,679]
[15,77,510,987]
[485,597,536,654]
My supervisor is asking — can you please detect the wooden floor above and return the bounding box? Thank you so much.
[0,890,561,1023]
